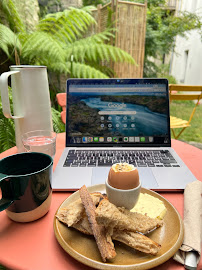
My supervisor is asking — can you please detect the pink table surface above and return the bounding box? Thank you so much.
[0,133,201,270]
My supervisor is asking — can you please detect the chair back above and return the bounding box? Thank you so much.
[56,93,66,124]
[169,84,202,139]
[169,84,202,102]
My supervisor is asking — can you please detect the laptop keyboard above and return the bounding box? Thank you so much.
[63,150,180,167]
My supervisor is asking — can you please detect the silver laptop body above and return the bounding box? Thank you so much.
[53,78,196,191]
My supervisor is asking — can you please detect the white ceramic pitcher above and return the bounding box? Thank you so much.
[0,65,53,152]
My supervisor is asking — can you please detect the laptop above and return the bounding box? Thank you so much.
[53,78,196,191]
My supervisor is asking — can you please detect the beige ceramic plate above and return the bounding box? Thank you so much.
[54,185,184,270]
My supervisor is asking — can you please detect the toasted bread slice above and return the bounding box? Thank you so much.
[56,192,104,226]
[112,230,161,255]
[72,216,161,255]
[95,199,163,234]
[72,214,93,235]
[119,207,163,233]
[79,185,116,262]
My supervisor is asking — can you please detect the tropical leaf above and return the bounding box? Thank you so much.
[46,62,70,75]
[87,29,115,43]
[51,107,65,133]
[0,88,16,153]
[88,62,115,77]
[22,32,66,63]
[0,24,21,57]
[37,18,76,43]
[0,111,15,153]
[67,42,136,65]
[72,62,109,78]
[80,5,95,13]
[1,0,25,33]
[37,7,96,44]
[67,7,95,29]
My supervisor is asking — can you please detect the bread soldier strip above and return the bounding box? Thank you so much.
[112,230,161,255]
[79,185,116,262]
[95,199,163,234]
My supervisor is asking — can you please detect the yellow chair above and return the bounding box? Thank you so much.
[169,84,202,139]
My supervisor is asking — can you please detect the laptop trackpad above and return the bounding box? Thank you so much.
[138,168,158,189]
[91,167,158,189]
[91,167,111,185]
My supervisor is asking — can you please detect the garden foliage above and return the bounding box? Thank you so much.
[0,0,135,151]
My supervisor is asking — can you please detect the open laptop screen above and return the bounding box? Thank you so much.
[66,79,171,147]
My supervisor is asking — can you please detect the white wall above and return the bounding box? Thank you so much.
[170,0,202,85]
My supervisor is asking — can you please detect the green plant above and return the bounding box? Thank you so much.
[0,0,135,152]
[156,64,177,84]
[83,0,105,7]
[51,107,65,133]
[84,0,202,78]
[143,0,202,77]
[0,88,15,152]
[0,100,16,152]
[0,1,135,78]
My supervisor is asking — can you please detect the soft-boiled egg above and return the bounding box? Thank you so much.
[108,163,139,190]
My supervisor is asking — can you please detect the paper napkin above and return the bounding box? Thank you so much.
[173,180,202,266]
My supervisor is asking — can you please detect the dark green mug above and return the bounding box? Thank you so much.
[0,152,53,222]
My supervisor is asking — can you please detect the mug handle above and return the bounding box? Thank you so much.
[0,173,14,211]
[0,71,23,119]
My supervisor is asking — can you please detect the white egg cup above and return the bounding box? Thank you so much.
[105,178,141,210]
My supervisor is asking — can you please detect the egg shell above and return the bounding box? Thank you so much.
[108,165,139,190]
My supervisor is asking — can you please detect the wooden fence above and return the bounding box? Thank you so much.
[92,1,147,78]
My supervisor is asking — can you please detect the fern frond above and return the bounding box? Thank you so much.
[0,24,21,57]
[72,62,109,78]
[88,62,115,78]
[0,111,15,152]
[38,16,79,43]
[70,28,115,48]
[18,32,29,44]
[51,107,65,133]
[68,7,96,29]
[66,42,136,65]
[1,0,25,33]
[80,6,95,14]
[38,8,96,44]
[100,44,111,62]
[47,62,70,75]
[107,44,136,64]
[89,29,115,43]
[22,32,66,63]
[0,87,15,152]
[37,19,75,43]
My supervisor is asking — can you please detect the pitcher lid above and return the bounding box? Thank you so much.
[10,65,47,69]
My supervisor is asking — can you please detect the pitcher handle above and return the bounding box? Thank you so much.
[0,173,14,211]
[0,71,23,119]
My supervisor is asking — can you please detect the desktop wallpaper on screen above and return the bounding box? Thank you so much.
[66,82,169,145]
